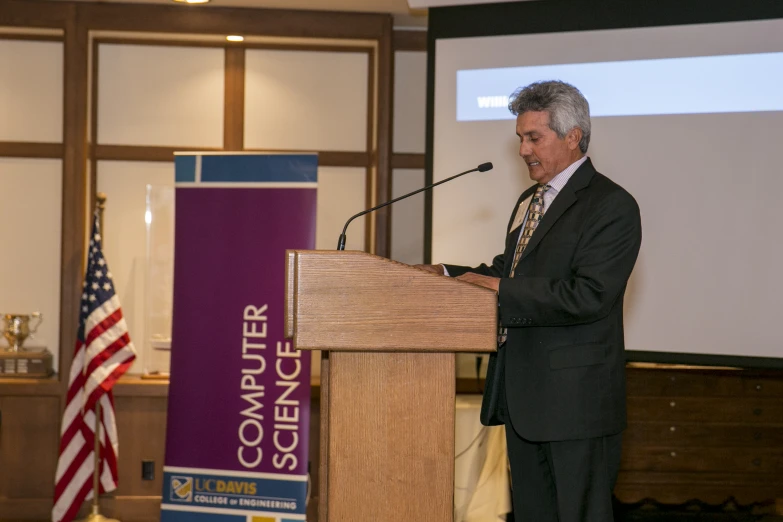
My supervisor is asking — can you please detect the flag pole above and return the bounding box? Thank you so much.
[77,193,119,522]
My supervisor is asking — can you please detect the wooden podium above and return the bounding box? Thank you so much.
[285,250,497,522]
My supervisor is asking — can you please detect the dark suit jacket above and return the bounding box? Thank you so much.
[444,158,642,442]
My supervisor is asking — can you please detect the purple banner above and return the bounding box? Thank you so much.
[162,153,317,522]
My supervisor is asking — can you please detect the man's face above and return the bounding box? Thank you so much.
[516,111,582,184]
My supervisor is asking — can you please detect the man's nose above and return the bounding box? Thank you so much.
[519,141,532,157]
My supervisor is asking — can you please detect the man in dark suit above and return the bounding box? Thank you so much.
[419,80,642,522]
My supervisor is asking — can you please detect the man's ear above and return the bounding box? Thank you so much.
[567,128,582,150]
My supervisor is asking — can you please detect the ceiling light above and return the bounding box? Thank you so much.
[172,0,211,4]
[226,35,245,42]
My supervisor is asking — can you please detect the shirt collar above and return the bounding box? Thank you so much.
[546,155,588,194]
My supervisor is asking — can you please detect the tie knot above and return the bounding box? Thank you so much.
[533,184,549,203]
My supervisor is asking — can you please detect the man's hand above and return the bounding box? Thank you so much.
[456,273,500,293]
[414,264,445,275]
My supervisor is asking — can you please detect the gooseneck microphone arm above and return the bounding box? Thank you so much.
[337,162,493,250]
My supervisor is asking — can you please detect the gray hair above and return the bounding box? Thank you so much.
[508,80,591,153]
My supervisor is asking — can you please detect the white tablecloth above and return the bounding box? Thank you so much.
[454,395,511,522]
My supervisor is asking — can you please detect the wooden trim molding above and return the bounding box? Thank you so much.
[94,144,221,162]
[89,37,99,216]
[80,2,389,40]
[373,17,395,258]
[391,153,425,170]
[393,30,427,52]
[365,50,377,252]
[224,46,245,151]
[0,142,63,159]
[59,4,89,385]
[243,42,373,53]
[113,378,169,397]
[0,377,62,396]
[0,0,71,28]
[94,144,370,167]
[305,151,370,168]
[93,37,224,48]
[92,38,370,54]
[0,33,63,42]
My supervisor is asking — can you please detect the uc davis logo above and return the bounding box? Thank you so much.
[170,476,193,502]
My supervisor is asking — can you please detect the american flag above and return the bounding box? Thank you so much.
[52,210,137,522]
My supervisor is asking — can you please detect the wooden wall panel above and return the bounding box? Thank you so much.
[621,446,783,474]
[626,368,783,397]
[112,396,168,498]
[624,421,783,447]
[96,497,162,522]
[615,481,783,506]
[621,367,783,510]
[0,396,60,499]
[626,397,783,424]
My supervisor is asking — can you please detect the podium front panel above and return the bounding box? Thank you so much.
[326,351,455,522]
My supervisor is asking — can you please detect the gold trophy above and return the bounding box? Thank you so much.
[1,312,53,378]
[3,312,43,350]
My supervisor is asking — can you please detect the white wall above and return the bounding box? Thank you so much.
[245,49,368,152]
[0,158,62,364]
[0,40,63,143]
[390,49,427,265]
[98,44,225,147]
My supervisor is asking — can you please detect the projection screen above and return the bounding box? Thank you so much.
[431,17,783,367]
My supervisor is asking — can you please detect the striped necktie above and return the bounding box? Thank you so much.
[510,184,550,277]
[499,184,550,344]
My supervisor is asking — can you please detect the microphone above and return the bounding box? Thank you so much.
[337,162,493,250]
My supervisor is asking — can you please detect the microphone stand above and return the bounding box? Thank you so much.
[337,163,492,250]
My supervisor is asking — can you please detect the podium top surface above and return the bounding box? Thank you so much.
[286,250,497,353]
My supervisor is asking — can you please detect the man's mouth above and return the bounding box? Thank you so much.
[528,161,540,167]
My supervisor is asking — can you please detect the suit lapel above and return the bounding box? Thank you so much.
[517,158,596,263]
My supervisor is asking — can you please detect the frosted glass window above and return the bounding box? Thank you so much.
[393,51,426,154]
[315,166,366,251]
[245,49,368,152]
[97,44,224,147]
[96,161,174,374]
[0,159,62,369]
[390,168,425,265]
[0,40,63,142]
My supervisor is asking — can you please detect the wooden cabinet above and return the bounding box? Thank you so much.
[95,380,169,522]
[0,378,169,522]
[0,379,61,521]
[616,366,783,507]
